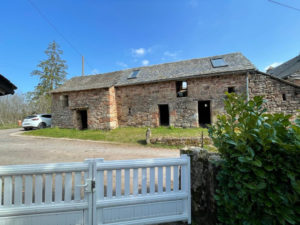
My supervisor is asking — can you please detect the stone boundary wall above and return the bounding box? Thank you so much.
[160,147,221,225]
[149,136,212,146]
[180,147,222,225]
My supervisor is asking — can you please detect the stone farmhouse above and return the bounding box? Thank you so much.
[267,54,300,86]
[51,52,300,130]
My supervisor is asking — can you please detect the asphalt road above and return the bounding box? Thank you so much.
[0,128,179,165]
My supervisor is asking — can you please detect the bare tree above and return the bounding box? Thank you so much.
[0,93,29,126]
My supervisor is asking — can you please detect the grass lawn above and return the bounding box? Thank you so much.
[24,126,213,149]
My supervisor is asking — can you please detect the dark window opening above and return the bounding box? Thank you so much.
[282,94,286,101]
[211,58,228,68]
[198,101,211,127]
[62,95,69,107]
[128,70,140,79]
[176,81,188,97]
[159,105,169,126]
[228,87,235,93]
[79,110,88,130]
[128,107,132,116]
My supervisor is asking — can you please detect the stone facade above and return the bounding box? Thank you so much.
[249,74,300,115]
[52,88,116,130]
[116,73,247,128]
[52,72,300,130]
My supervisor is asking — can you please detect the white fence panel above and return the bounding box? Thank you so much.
[94,155,191,225]
[0,155,191,225]
[0,162,91,225]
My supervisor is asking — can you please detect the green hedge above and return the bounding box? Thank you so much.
[209,94,300,225]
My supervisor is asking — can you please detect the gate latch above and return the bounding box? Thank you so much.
[76,179,95,193]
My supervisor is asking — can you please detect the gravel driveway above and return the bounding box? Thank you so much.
[0,128,179,165]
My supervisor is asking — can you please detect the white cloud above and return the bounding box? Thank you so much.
[116,61,128,68]
[132,48,146,57]
[264,62,282,72]
[164,51,178,58]
[142,60,150,66]
[91,69,99,74]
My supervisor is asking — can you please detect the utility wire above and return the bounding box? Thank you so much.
[27,0,97,75]
[268,0,300,12]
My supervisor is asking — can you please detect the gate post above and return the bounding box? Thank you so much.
[181,154,191,224]
[93,158,104,225]
[84,159,96,225]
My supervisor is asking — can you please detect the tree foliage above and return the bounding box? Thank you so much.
[28,41,67,113]
[209,94,300,225]
[31,40,67,97]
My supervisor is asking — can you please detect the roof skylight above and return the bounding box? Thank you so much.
[211,58,228,68]
[128,70,140,79]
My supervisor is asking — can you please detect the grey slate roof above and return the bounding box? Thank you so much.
[51,71,122,93]
[268,54,300,79]
[52,52,256,93]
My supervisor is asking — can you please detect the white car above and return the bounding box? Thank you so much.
[22,114,52,130]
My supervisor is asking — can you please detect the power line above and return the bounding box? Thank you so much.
[268,0,300,12]
[27,0,97,74]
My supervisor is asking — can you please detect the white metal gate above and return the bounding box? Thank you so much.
[0,155,191,225]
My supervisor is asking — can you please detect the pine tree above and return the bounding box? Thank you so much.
[28,41,67,113]
[31,41,67,99]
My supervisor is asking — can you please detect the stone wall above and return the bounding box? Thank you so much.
[249,74,300,116]
[115,73,247,128]
[181,147,222,225]
[150,136,212,146]
[115,82,175,127]
[52,72,299,130]
[52,93,75,128]
[188,74,247,123]
[52,88,114,129]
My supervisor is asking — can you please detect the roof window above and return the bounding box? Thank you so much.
[211,58,228,68]
[128,70,140,79]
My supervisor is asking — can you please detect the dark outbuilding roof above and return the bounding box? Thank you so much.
[52,52,256,93]
[52,71,122,93]
[0,74,17,96]
[268,54,300,79]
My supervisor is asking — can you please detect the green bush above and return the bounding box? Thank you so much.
[208,94,300,225]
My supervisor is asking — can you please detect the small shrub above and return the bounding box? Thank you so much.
[209,94,300,225]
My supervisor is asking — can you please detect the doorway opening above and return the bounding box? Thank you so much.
[78,110,88,130]
[198,101,211,127]
[159,105,170,126]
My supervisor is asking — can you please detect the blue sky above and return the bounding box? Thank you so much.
[1,0,300,93]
